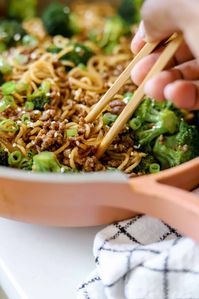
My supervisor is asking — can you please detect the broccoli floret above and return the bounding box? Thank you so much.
[60,43,93,66]
[8,0,37,21]
[42,2,79,37]
[0,20,26,48]
[0,148,8,166]
[89,15,130,53]
[27,80,51,111]
[153,120,199,169]
[47,42,93,66]
[118,0,143,24]
[134,154,159,174]
[32,152,61,173]
[135,110,179,146]
[31,95,50,111]
[134,98,181,123]
[131,99,180,148]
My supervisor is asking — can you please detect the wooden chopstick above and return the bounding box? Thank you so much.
[85,40,159,123]
[96,33,183,159]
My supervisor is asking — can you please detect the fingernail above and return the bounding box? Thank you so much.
[137,21,145,39]
[144,79,153,96]
[164,85,173,100]
[164,83,196,109]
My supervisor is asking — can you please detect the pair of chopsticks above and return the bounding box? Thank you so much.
[85,33,183,158]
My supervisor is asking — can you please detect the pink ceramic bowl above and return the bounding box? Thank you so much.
[0,157,199,241]
[0,0,199,243]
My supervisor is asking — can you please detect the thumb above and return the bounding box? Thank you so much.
[141,0,180,42]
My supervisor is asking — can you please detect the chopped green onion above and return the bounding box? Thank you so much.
[40,80,51,94]
[8,151,23,166]
[104,42,117,54]
[123,92,134,104]
[1,81,16,95]
[66,128,78,137]
[149,163,160,174]
[22,35,38,48]
[14,54,28,65]
[0,100,7,113]
[102,112,117,126]
[0,58,12,74]
[32,152,61,173]
[21,114,30,124]
[0,96,15,112]
[25,101,34,111]
[129,117,142,130]
[77,63,87,70]
[0,119,18,133]
[46,45,62,54]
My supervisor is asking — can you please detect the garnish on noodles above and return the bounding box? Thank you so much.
[0,1,198,175]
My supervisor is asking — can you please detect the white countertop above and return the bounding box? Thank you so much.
[0,189,198,299]
[0,218,104,299]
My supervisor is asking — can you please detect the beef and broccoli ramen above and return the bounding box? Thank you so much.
[0,0,198,176]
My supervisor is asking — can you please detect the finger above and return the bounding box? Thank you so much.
[141,0,199,59]
[141,0,181,43]
[173,42,194,64]
[144,59,199,100]
[144,70,181,100]
[164,80,199,110]
[131,21,146,54]
[131,43,194,86]
[131,50,166,86]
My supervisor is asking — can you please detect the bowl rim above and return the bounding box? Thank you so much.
[0,158,198,184]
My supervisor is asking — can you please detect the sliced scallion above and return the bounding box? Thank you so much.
[1,81,16,95]
[0,119,18,133]
[14,54,28,65]
[102,112,117,126]
[149,163,160,174]
[8,151,23,166]
[22,35,38,48]
[0,58,12,74]
[0,96,15,112]
[21,114,30,124]
[40,80,51,94]
[123,92,134,104]
[25,101,34,111]
[66,128,78,137]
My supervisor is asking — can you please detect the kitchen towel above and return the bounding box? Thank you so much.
[77,213,199,299]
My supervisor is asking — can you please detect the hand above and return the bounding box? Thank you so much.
[131,0,199,110]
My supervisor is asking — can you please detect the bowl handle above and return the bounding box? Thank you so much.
[152,157,199,190]
[127,177,199,242]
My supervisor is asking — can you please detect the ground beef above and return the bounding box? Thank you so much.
[83,156,104,172]
[41,130,56,150]
[109,99,125,115]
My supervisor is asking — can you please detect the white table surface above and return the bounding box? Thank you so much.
[0,189,198,299]
[0,218,104,299]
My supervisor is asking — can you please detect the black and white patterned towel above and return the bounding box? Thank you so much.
[77,188,199,299]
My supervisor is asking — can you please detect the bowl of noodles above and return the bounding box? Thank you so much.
[0,0,199,240]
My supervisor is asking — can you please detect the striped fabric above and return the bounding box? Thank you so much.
[77,189,199,299]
